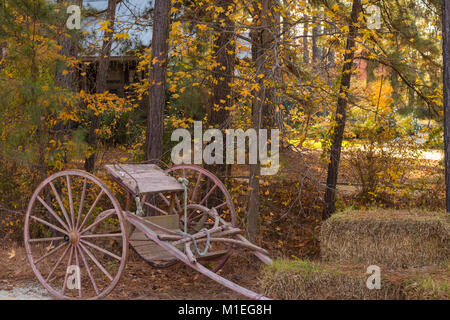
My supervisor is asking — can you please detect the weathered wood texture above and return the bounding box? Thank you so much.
[105,164,184,194]
[129,214,180,261]
[443,0,450,213]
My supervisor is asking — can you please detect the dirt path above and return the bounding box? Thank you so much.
[0,281,51,300]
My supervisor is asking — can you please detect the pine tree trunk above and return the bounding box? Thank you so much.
[145,0,171,161]
[312,15,321,64]
[56,0,82,90]
[247,0,274,243]
[443,0,450,213]
[207,0,236,179]
[303,19,309,64]
[323,0,362,220]
[55,0,82,166]
[84,0,117,172]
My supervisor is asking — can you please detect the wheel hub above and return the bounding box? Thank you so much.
[68,230,80,245]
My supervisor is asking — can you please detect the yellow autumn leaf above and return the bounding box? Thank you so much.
[8,248,15,259]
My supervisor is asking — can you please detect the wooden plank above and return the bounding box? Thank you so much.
[130,214,181,261]
[130,232,156,241]
[129,215,180,241]
[129,213,229,262]
[105,164,184,194]
[142,214,179,229]
[197,250,229,261]
[131,234,181,261]
[142,252,178,261]
[131,243,174,255]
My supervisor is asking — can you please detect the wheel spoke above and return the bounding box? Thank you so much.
[61,246,74,296]
[191,173,203,203]
[199,184,218,206]
[158,193,178,215]
[30,215,69,236]
[74,246,82,298]
[49,182,72,230]
[174,194,182,212]
[78,190,104,232]
[81,233,123,239]
[79,243,113,281]
[80,239,121,260]
[158,192,170,206]
[80,209,114,235]
[214,201,228,210]
[37,196,70,232]
[189,212,206,221]
[78,244,99,295]
[187,208,202,220]
[35,241,67,265]
[29,236,65,243]
[76,178,87,229]
[45,244,71,282]
[66,176,75,228]
[144,201,170,215]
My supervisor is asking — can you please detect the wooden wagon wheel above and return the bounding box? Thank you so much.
[165,165,236,272]
[24,170,128,300]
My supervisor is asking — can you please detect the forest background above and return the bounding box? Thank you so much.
[0,0,445,258]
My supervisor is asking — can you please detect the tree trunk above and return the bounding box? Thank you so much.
[247,0,274,243]
[207,0,236,179]
[443,0,450,213]
[303,19,309,64]
[145,0,171,161]
[322,0,362,220]
[312,15,321,64]
[271,2,284,131]
[84,0,117,172]
[55,0,82,166]
[56,0,82,89]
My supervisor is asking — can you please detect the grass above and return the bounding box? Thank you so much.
[261,259,450,300]
[404,265,450,299]
[266,259,327,275]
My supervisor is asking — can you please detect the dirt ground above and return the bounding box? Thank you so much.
[0,243,265,300]
[0,281,51,300]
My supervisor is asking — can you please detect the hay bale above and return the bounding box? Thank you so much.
[260,260,405,300]
[320,210,450,268]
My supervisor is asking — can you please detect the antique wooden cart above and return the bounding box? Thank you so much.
[24,164,272,300]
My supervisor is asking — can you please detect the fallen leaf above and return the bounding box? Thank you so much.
[45,243,55,252]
